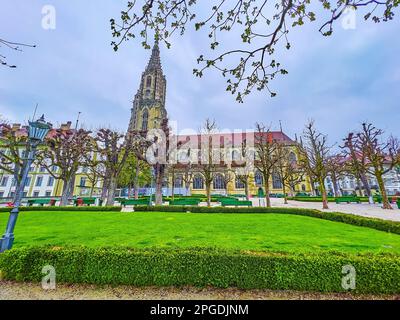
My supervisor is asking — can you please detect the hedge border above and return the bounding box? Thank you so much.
[1,246,399,294]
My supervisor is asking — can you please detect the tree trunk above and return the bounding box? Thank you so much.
[101,177,109,205]
[283,183,288,204]
[376,172,392,209]
[134,161,140,199]
[206,183,211,207]
[171,171,175,201]
[60,179,70,206]
[360,173,371,197]
[320,177,329,209]
[155,169,163,205]
[355,177,363,197]
[244,181,249,201]
[106,176,117,206]
[264,178,271,207]
[332,176,340,197]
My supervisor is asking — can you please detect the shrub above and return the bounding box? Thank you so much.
[0,246,399,294]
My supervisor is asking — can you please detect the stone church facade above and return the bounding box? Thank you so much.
[128,42,312,197]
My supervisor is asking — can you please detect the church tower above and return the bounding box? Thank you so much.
[128,41,167,132]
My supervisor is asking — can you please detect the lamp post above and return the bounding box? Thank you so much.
[0,115,52,252]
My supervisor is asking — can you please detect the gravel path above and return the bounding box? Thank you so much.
[268,198,400,222]
[1,281,399,300]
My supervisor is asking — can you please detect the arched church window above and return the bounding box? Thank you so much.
[193,175,204,190]
[254,170,263,186]
[272,172,283,189]
[213,174,226,190]
[289,152,297,164]
[174,175,183,188]
[142,109,149,131]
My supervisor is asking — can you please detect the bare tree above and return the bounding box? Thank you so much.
[254,123,279,207]
[326,153,347,197]
[274,141,299,204]
[341,132,372,199]
[112,1,398,101]
[354,123,399,209]
[198,118,219,207]
[298,120,331,209]
[94,129,133,206]
[37,128,92,206]
[0,123,26,200]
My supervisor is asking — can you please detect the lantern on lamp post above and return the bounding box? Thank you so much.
[0,115,52,252]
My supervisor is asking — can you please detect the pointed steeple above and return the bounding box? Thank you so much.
[146,40,162,72]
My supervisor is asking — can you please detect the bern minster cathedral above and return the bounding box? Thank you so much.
[127,42,312,197]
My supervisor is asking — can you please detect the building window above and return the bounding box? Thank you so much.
[39,166,46,173]
[23,192,27,198]
[272,173,283,189]
[45,191,52,197]
[213,174,226,190]
[145,89,151,98]
[193,175,204,190]
[301,184,306,192]
[12,178,17,187]
[52,166,58,173]
[33,191,40,198]
[47,176,55,187]
[254,170,263,186]
[10,191,15,198]
[29,166,34,172]
[0,192,4,198]
[36,176,43,187]
[174,175,183,188]
[235,177,245,189]
[1,176,8,187]
[79,177,87,187]
[142,109,149,131]
[25,177,31,187]
[289,152,297,164]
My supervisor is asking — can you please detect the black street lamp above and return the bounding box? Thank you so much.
[0,115,52,252]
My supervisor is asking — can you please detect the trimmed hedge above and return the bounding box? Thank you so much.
[132,206,400,235]
[0,206,122,213]
[1,246,399,294]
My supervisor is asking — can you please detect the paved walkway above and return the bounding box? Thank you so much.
[268,198,400,222]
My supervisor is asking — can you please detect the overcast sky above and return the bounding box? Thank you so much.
[1,0,399,146]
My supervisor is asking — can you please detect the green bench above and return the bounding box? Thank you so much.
[335,197,361,204]
[169,199,200,206]
[74,198,96,206]
[27,198,56,206]
[121,199,150,207]
[220,199,252,207]
[397,199,400,209]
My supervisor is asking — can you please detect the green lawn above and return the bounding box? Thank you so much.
[1,211,400,253]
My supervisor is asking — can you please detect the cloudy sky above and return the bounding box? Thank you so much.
[1,1,399,146]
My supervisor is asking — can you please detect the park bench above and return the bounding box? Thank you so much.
[74,198,96,206]
[169,199,200,206]
[27,198,56,207]
[220,199,252,207]
[397,199,400,209]
[121,198,150,207]
[335,197,361,204]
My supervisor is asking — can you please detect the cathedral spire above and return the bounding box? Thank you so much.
[146,40,162,72]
